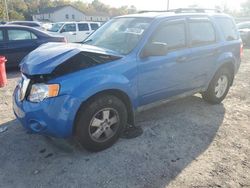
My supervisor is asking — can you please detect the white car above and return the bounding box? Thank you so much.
[47,22,101,43]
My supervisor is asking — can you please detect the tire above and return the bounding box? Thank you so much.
[202,68,232,104]
[75,95,127,152]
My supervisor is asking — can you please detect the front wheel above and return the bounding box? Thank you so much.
[202,68,232,104]
[75,95,127,152]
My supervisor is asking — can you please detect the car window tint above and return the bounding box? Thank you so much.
[78,23,89,31]
[190,22,216,46]
[8,29,37,41]
[62,24,76,32]
[0,30,3,41]
[151,23,186,51]
[216,18,238,41]
[90,23,99,30]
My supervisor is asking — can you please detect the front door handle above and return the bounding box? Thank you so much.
[176,56,188,63]
[72,33,76,35]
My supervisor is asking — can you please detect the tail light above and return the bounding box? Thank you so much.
[240,43,243,59]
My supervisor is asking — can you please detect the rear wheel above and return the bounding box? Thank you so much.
[202,68,232,104]
[75,95,127,152]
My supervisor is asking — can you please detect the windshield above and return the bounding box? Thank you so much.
[84,17,152,55]
[48,23,64,32]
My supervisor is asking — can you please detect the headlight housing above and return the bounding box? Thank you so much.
[28,83,60,103]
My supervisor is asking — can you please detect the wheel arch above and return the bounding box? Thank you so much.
[73,89,135,134]
[217,61,235,86]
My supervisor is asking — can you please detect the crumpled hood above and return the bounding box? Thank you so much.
[20,42,122,75]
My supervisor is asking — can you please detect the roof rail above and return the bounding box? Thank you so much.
[138,8,222,14]
[167,8,222,13]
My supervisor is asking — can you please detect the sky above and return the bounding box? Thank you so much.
[84,0,246,11]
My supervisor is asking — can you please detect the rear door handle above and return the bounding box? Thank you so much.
[176,56,188,63]
[72,33,76,35]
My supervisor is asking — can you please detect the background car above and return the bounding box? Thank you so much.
[237,21,250,46]
[0,25,66,68]
[7,21,44,30]
[47,21,101,43]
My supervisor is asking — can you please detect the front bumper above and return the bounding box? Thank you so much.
[13,86,82,138]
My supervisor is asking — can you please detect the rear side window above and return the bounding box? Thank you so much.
[90,23,99,30]
[78,23,89,31]
[0,30,3,41]
[151,23,186,51]
[216,18,238,41]
[189,22,216,46]
[8,30,37,41]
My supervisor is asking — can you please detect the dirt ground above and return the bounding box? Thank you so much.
[0,50,250,188]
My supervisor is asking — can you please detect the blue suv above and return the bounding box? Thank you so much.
[13,9,242,151]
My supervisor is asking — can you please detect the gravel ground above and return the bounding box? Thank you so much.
[0,50,250,188]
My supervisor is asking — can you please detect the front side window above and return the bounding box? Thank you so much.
[0,30,3,41]
[62,24,76,32]
[150,23,186,51]
[8,30,37,41]
[78,23,89,31]
[48,23,63,32]
[85,17,152,55]
[189,22,216,46]
[216,18,238,41]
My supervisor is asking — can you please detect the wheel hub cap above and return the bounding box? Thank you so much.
[215,75,228,98]
[89,108,119,142]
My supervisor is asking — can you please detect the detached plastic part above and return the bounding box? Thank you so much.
[0,56,7,88]
[121,124,143,139]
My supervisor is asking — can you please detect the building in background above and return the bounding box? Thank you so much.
[32,5,109,22]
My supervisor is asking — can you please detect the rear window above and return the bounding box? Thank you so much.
[90,23,99,30]
[78,23,89,31]
[189,21,216,46]
[237,23,250,29]
[0,30,3,41]
[216,18,238,41]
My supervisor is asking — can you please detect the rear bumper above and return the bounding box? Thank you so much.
[13,87,82,138]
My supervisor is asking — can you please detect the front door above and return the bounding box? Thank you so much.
[138,20,195,106]
[60,23,77,43]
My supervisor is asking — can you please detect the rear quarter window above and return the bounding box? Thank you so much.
[90,23,99,30]
[216,17,239,41]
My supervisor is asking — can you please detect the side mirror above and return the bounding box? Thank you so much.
[60,28,65,33]
[141,42,168,58]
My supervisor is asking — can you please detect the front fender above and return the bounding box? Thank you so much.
[51,71,138,109]
[75,74,137,106]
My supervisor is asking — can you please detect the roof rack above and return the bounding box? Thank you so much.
[138,8,222,14]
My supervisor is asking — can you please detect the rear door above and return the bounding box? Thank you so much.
[5,28,39,67]
[59,23,77,43]
[77,23,91,42]
[187,18,219,87]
